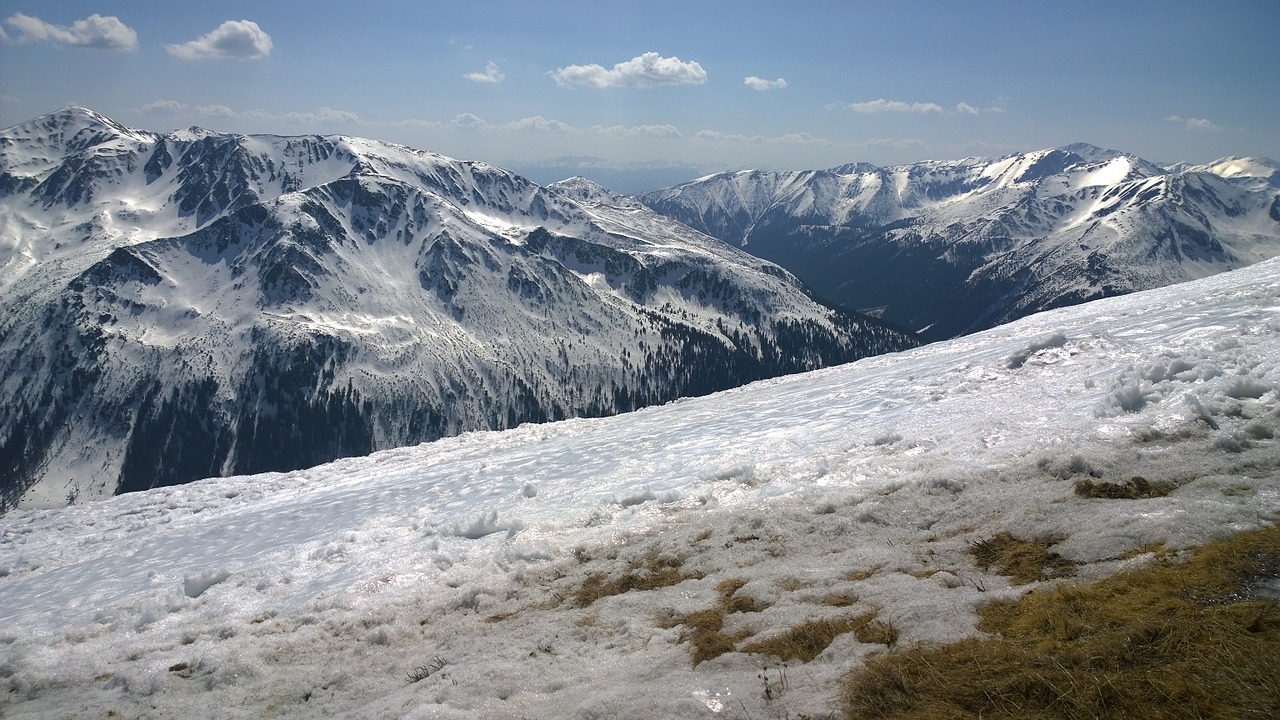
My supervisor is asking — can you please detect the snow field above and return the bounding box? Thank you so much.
[2,258,1279,718]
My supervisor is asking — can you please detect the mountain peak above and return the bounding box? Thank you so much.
[826,161,881,176]
[2,106,153,156]
[1056,142,1125,163]
[548,175,627,204]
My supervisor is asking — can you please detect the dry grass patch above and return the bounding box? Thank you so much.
[717,577,768,614]
[970,532,1077,585]
[743,610,898,664]
[1075,475,1174,499]
[664,577,772,665]
[679,608,753,666]
[840,524,1280,719]
[571,552,702,608]
[847,566,883,582]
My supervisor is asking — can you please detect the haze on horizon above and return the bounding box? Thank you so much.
[1,0,1277,188]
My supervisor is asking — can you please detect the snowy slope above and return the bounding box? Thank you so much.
[1,258,1276,719]
[0,109,914,508]
[640,145,1280,339]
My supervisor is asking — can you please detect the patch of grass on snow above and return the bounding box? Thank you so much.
[570,551,702,608]
[969,532,1078,585]
[742,611,899,664]
[840,523,1280,719]
[1074,475,1175,499]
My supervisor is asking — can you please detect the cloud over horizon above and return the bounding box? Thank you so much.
[834,99,945,115]
[4,12,136,50]
[552,52,707,89]
[139,100,358,125]
[743,76,787,92]
[501,116,578,133]
[464,62,504,84]
[591,124,682,138]
[695,129,832,146]
[1166,115,1220,131]
[167,20,272,60]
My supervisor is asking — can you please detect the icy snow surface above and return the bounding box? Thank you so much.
[2,260,1279,718]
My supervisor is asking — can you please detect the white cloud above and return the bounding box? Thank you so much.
[464,61,504,84]
[141,99,189,114]
[834,98,945,115]
[451,113,487,130]
[195,104,240,118]
[394,118,444,130]
[167,20,272,60]
[590,124,682,138]
[4,12,137,50]
[744,76,787,92]
[955,102,979,116]
[501,116,578,133]
[551,52,707,89]
[282,107,359,124]
[694,129,831,146]
[1166,115,1219,131]
[138,100,358,125]
[863,137,926,149]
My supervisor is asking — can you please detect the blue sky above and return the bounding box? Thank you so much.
[2,0,1277,183]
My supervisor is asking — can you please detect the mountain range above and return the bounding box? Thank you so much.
[640,144,1280,339]
[0,108,913,509]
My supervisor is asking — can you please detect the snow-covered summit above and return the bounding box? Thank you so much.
[640,144,1280,339]
[1172,155,1280,186]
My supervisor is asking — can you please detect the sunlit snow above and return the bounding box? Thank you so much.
[2,259,1278,718]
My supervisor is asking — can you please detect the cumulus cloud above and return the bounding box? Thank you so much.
[590,124,682,138]
[141,99,189,115]
[834,98,945,115]
[1166,115,1219,131]
[863,137,927,149]
[394,118,444,130]
[829,98,1003,116]
[195,104,240,118]
[451,113,487,130]
[282,107,359,124]
[4,12,137,50]
[167,20,272,60]
[694,129,831,146]
[501,116,578,133]
[744,76,787,92]
[138,100,359,125]
[551,52,707,89]
[464,61,504,84]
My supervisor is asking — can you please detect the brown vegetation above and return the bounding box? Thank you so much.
[570,552,702,608]
[840,524,1280,719]
[743,611,899,664]
[1074,475,1174,499]
[970,532,1077,585]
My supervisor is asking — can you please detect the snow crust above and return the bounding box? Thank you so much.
[1,260,1278,718]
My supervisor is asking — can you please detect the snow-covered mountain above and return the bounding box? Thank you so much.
[1,256,1275,719]
[640,144,1280,339]
[0,108,915,509]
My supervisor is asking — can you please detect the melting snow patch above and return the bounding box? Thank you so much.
[183,568,232,598]
[1225,376,1275,399]
[455,511,525,539]
[1005,331,1068,369]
